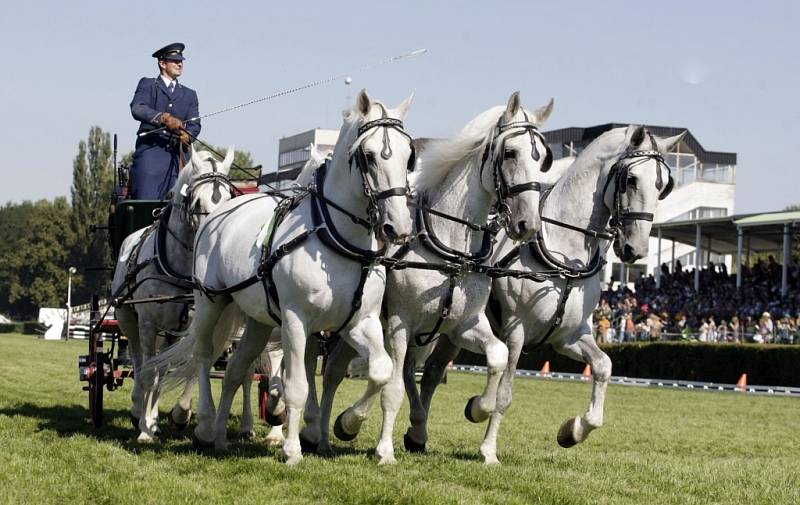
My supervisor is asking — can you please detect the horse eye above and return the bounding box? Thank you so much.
[503,149,516,160]
[627,176,638,188]
[364,152,376,164]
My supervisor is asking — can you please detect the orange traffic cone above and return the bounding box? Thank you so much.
[540,361,551,375]
[736,373,747,392]
[582,364,592,379]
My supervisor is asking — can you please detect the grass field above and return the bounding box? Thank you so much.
[0,333,798,504]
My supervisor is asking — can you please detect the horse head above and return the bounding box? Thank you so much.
[338,88,415,244]
[606,126,686,262]
[172,145,237,231]
[482,91,554,241]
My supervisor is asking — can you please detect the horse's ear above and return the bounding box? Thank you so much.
[356,88,371,116]
[532,98,554,126]
[395,91,415,120]
[625,125,646,148]
[190,144,201,173]
[655,131,687,154]
[222,145,235,174]
[502,91,521,123]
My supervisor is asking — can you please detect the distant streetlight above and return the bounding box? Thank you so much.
[66,267,76,340]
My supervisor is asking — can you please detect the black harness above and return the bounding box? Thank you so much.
[110,167,238,318]
[196,114,414,335]
[384,116,552,347]
[491,138,674,350]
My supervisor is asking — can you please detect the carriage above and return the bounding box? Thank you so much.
[77,134,261,428]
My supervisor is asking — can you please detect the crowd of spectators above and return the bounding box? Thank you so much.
[594,256,800,344]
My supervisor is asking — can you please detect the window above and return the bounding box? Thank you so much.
[669,207,728,222]
[278,148,310,168]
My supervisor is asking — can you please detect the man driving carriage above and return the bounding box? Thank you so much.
[129,42,200,200]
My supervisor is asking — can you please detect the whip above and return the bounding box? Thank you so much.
[139,48,428,137]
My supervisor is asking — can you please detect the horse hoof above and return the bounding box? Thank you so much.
[333,412,357,442]
[266,410,286,427]
[239,430,256,441]
[191,433,214,451]
[130,414,140,432]
[557,418,579,448]
[299,433,319,454]
[403,433,426,454]
[464,395,487,423]
[170,416,190,432]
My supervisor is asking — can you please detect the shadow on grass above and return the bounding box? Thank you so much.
[0,402,375,461]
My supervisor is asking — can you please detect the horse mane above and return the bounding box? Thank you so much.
[561,127,629,181]
[412,106,504,198]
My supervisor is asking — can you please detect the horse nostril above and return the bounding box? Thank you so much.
[517,220,529,235]
[382,224,397,240]
[623,244,635,260]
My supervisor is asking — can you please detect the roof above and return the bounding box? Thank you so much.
[734,210,800,227]
[543,123,737,165]
[652,212,800,255]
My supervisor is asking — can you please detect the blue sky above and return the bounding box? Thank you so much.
[1,1,798,213]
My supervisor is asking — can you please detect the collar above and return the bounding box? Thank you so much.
[160,75,178,88]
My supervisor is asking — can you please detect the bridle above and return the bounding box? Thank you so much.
[347,105,414,231]
[178,157,240,231]
[602,133,674,236]
[479,111,553,229]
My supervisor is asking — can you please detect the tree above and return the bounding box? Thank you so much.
[0,199,74,319]
[69,127,114,303]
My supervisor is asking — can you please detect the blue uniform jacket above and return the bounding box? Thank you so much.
[129,77,201,199]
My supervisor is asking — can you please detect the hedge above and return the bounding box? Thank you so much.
[455,342,800,387]
[22,321,44,335]
[0,323,17,333]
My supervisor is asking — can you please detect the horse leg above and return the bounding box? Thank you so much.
[375,319,410,465]
[334,315,393,454]
[239,318,271,440]
[137,321,161,443]
[214,319,270,450]
[263,328,286,447]
[170,376,196,430]
[124,320,144,431]
[449,317,508,425]
[480,324,525,465]
[281,309,309,465]
[192,296,230,446]
[239,360,256,440]
[404,336,459,452]
[318,336,357,455]
[552,329,612,447]
[299,337,321,453]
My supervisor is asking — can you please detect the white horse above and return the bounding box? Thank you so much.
[147,89,415,465]
[414,125,686,464]
[309,92,556,464]
[111,146,237,442]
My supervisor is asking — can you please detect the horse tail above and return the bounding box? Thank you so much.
[152,302,245,392]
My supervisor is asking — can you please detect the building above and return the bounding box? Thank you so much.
[263,128,339,189]
[543,124,737,286]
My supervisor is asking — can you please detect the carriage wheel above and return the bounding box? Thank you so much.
[88,295,104,428]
